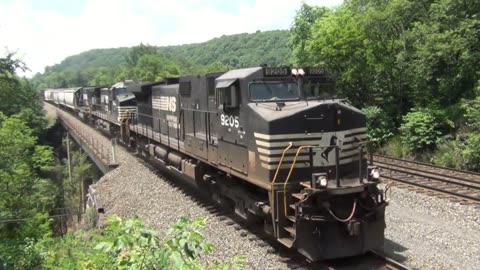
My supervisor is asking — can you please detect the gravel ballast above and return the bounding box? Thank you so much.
[383,185,480,270]
[47,104,291,269]
[47,104,480,269]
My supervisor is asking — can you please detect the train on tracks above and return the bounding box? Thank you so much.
[43,66,387,261]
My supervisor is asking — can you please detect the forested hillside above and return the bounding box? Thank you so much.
[162,30,290,67]
[31,30,289,89]
[289,0,480,170]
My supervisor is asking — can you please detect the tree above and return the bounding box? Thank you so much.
[407,0,480,108]
[289,3,329,65]
[63,149,93,223]
[0,52,27,80]
[0,112,57,268]
[362,106,394,147]
[399,109,442,151]
[1,52,42,116]
[460,96,480,131]
[126,43,159,68]
[133,54,180,81]
[304,6,375,107]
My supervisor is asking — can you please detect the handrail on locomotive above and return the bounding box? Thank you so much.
[269,141,378,219]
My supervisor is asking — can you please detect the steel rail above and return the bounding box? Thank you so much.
[374,154,480,178]
[382,173,480,202]
[368,250,412,270]
[374,157,480,186]
[375,161,480,190]
[373,154,480,203]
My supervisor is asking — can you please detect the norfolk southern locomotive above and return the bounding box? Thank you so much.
[44,66,386,261]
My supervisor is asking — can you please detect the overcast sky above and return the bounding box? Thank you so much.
[0,0,343,76]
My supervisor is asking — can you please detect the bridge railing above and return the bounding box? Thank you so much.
[56,109,117,166]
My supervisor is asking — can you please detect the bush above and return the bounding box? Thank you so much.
[461,134,480,172]
[399,109,442,152]
[382,136,410,158]
[431,134,480,172]
[431,139,464,169]
[460,97,480,132]
[38,216,244,270]
[0,213,52,269]
[362,106,394,148]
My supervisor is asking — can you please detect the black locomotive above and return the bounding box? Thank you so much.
[44,66,386,261]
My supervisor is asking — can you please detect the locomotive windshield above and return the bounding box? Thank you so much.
[304,80,335,100]
[115,87,128,95]
[249,82,299,102]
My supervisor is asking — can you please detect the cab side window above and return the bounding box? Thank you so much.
[217,84,239,110]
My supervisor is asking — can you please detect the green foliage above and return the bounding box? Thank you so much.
[31,30,289,89]
[407,0,480,108]
[12,108,49,135]
[0,51,28,80]
[134,54,180,81]
[289,3,329,65]
[431,139,464,169]
[126,43,158,68]
[0,213,52,269]
[460,96,480,131]
[83,207,97,230]
[290,0,480,158]
[362,106,394,147]
[431,134,480,172]
[166,30,289,69]
[1,66,42,117]
[382,136,410,159]
[0,113,57,221]
[399,109,442,151]
[39,229,111,269]
[40,216,244,270]
[0,51,63,269]
[63,148,93,221]
[460,134,480,172]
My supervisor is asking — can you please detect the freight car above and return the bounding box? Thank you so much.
[45,66,387,261]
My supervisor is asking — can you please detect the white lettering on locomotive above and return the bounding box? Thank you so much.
[153,96,177,112]
[166,115,179,129]
[220,114,239,128]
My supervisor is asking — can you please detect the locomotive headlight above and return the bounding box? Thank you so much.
[312,173,328,189]
[367,166,380,181]
[298,68,305,76]
[291,68,299,76]
[371,168,380,179]
[318,175,328,187]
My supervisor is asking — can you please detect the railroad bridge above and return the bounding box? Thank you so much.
[53,106,119,174]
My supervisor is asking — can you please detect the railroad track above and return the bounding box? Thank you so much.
[136,152,410,269]
[373,154,480,205]
[368,250,412,270]
[319,250,411,270]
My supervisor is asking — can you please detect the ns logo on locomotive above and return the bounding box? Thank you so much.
[44,66,386,261]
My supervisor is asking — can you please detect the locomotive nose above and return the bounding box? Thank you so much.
[301,101,365,135]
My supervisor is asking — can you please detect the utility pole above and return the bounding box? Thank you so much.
[111,137,117,164]
[66,134,72,183]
